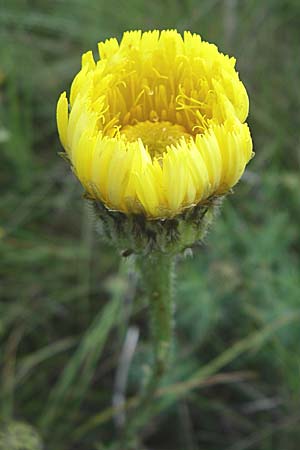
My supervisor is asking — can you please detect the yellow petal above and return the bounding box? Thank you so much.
[56,92,69,151]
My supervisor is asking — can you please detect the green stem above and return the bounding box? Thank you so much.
[119,253,174,448]
[138,253,174,381]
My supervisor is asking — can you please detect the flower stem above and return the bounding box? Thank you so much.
[138,253,174,383]
[120,253,174,447]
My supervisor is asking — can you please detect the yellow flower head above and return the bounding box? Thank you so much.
[57,30,253,219]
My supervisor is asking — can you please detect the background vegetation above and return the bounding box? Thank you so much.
[1,0,300,449]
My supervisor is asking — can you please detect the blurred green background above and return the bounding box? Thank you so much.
[1,0,300,449]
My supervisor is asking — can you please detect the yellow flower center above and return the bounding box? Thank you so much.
[120,121,191,158]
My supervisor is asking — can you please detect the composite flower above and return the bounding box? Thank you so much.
[57,30,253,219]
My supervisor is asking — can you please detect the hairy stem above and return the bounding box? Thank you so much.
[119,253,175,448]
[139,253,174,384]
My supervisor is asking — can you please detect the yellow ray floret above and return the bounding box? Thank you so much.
[56,30,253,218]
